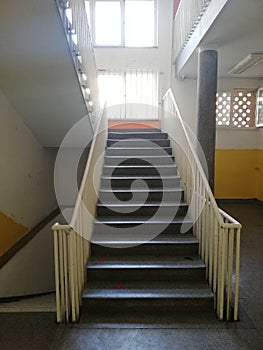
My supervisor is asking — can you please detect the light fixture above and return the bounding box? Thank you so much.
[88,101,93,107]
[228,53,263,74]
[85,87,91,95]
[82,73,87,81]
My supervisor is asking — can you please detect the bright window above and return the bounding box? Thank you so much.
[95,1,122,45]
[125,1,156,47]
[87,0,157,47]
[98,69,158,119]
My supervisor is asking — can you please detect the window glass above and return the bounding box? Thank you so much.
[95,1,121,45]
[125,1,155,47]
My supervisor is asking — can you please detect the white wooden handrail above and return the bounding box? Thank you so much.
[52,103,107,323]
[162,88,242,321]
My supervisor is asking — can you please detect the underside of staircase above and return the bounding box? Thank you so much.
[82,127,214,316]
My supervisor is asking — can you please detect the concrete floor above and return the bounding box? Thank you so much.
[0,200,262,349]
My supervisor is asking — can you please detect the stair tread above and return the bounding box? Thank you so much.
[107,138,166,141]
[87,256,205,269]
[108,132,166,135]
[105,155,173,159]
[94,216,192,224]
[101,175,179,180]
[103,165,177,169]
[106,147,171,150]
[99,187,183,193]
[97,202,188,207]
[83,281,213,299]
[91,234,198,245]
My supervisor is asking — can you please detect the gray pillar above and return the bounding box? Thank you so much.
[197,49,218,192]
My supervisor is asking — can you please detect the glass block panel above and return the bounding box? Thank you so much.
[216,92,231,126]
[232,89,256,128]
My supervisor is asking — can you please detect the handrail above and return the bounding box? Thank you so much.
[56,0,99,116]
[162,88,242,321]
[163,89,223,225]
[173,0,212,61]
[52,104,107,323]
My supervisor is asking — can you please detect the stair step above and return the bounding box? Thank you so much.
[82,281,213,300]
[93,217,193,238]
[91,234,199,256]
[87,256,205,281]
[108,132,168,140]
[104,155,175,165]
[107,139,170,148]
[103,165,177,176]
[109,128,161,133]
[96,202,188,218]
[101,175,180,188]
[98,188,184,202]
[106,147,173,156]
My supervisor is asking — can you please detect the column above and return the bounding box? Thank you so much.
[197,48,218,192]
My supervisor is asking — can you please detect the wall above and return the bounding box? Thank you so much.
[94,0,174,104]
[170,76,263,199]
[0,90,58,256]
[0,213,65,297]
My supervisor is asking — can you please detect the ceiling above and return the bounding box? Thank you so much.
[0,0,93,147]
[179,0,263,79]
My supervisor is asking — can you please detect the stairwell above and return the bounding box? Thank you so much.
[82,127,214,316]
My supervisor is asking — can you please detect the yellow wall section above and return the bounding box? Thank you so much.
[215,149,263,199]
[0,212,28,256]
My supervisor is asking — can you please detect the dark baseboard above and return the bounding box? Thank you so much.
[0,291,55,304]
[0,208,60,269]
[216,198,263,205]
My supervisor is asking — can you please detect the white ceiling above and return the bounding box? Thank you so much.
[0,0,93,147]
[179,0,263,79]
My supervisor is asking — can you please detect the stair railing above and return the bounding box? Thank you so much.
[56,0,99,114]
[52,106,107,323]
[162,89,241,321]
[173,0,212,61]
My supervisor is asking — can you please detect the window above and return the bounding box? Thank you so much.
[256,88,263,127]
[125,1,156,47]
[98,69,158,119]
[95,1,122,45]
[85,0,157,47]
[216,89,257,128]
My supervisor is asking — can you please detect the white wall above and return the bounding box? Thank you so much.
[258,128,263,149]
[0,89,57,229]
[94,0,174,103]
[171,75,263,149]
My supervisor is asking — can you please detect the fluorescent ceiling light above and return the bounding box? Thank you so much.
[228,53,263,74]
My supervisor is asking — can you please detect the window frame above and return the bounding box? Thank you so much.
[86,0,158,48]
[256,88,263,127]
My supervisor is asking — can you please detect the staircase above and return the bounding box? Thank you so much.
[82,127,213,316]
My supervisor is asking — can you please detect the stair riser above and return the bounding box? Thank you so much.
[107,140,171,148]
[108,133,168,140]
[106,148,172,156]
[87,267,205,282]
[90,243,199,257]
[82,298,214,312]
[104,156,175,166]
[93,222,193,237]
[98,190,184,202]
[101,177,180,188]
[103,166,177,176]
[96,205,188,217]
